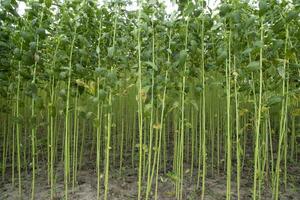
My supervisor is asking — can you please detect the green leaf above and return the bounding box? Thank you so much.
[292,108,300,116]
[179,50,188,64]
[86,112,93,119]
[144,61,157,71]
[277,67,285,78]
[217,47,227,61]
[107,46,114,57]
[30,115,37,127]
[95,67,105,75]
[20,31,33,42]
[0,41,9,48]
[190,99,198,111]
[59,71,68,79]
[141,11,150,22]
[167,48,172,54]
[59,89,66,97]
[254,41,263,48]
[259,1,269,16]
[107,72,117,82]
[219,4,232,17]
[29,42,37,51]
[247,61,260,71]
[195,84,203,93]
[242,48,253,55]
[290,63,300,69]
[211,23,221,31]
[191,40,197,47]
[28,83,38,99]
[286,10,298,22]
[2,0,11,8]
[45,0,52,8]
[98,89,107,100]
[36,28,46,39]
[93,118,101,128]
[267,96,283,106]
[184,2,195,16]
[166,171,179,182]
[144,103,152,112]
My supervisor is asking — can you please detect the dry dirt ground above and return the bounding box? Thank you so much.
[1,163,300,200]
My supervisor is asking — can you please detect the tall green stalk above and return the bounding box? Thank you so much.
[226,27,232,200]
[72,88,79,190]
[104,13,117,200]
[137,1,143,199]
[177,12,189,200]
[274,25,289,200]
[154,28,172,200]
[16,43,23,199]
[145,15,155,200]
[200,0,206,199]
[2,103,7,181]
[64,30,77,200]
[96,18,102,200]
[31,5,46,199]
[253,17,264,200]
[50,38,60,200]
[233,55,240,200]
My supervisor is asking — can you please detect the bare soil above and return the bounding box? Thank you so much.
[1,162,299,200]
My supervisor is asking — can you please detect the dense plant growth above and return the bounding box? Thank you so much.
[0,0,300,199]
